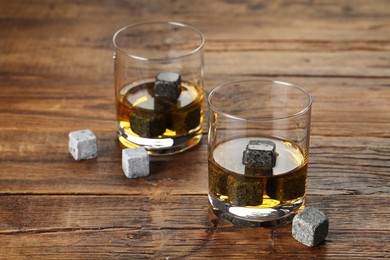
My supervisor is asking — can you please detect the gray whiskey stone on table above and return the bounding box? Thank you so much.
[122,147,150,179]
[154,72,182,100]
[292,207,329,247]
[242,140,277,170]
[68,129,97,160]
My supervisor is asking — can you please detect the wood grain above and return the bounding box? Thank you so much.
[0,0,389,258]
[0,195,388,258]
[0,195,389,232]
[0,130,388,196]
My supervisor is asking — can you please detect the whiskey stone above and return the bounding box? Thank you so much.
[208,161,228,196]
[227,174,263,206]
[130,107,167,138]
[266,166,307,201]
[169,103,201,135]
[244,166,272,176]
[242,140,276,170]
[68,129,97,160]
[154,96,178,112]
[122,147,150,178]
[292,207,329,247]
[154,72,182,100]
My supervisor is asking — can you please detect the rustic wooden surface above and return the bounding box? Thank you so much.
[0,0,389,259]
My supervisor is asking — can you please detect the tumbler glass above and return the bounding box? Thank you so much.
[208,79,313,227]
[113,21,205,155]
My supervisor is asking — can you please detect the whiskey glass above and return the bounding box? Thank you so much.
[113,21,205,155]
[208,79,312,227]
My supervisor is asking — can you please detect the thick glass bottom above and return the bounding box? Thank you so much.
[208,193,305,227]
[118,128,202,156]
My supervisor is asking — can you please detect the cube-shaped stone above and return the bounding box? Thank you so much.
[154,72,182,100]
[169,103,201,135]
[68,129,97,160]
[122,147,150,178]
[292,207,329,247]
[242,140,276,170]
[154,96,178,112]
[227,174,263,206]
[244,166,273,176]
[130,107,167,138]
[266,165,307,201]
[208,160,228,197]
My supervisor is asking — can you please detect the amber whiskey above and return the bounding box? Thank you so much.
[116,79,203,151]
[209,137,307,208]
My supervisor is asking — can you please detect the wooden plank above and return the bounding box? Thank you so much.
[0,129,388,196]
[0,228,388,259]
[1,0,389,41]
[1,47,389,80]
[0,77,388,135]
[0,195,388,259]
[0,195,388,232]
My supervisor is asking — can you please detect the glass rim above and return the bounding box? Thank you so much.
[208,79,313,122]
[112,20,205,62]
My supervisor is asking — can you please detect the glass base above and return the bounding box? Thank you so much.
[118,129,202,156]
[208,194,305,227]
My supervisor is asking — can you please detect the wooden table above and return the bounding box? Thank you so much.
[1,0,389,258]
